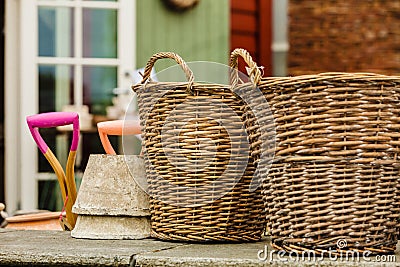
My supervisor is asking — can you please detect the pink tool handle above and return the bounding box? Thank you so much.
[97,120,141,155]
[27,112,80,153]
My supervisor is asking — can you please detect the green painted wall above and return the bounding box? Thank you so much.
[136,0,229,79]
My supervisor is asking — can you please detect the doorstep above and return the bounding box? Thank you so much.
[0,228,399,267]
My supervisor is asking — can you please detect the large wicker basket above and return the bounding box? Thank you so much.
[231,48,400,254]
[132,52,265,242]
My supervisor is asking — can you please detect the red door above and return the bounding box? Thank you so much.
[230,0,273,76]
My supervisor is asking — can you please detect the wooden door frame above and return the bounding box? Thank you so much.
[259,0,272,76]
[230,0,273,76]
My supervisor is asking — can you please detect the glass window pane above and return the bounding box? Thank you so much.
[38,65,74,175]
[38,7,74,57]
[83,66,117,115]
[38,180,63,211]
[39,65,74,113]
[83,8,117,58]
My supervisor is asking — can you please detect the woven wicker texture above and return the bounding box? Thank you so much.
[288,0,400,75]
[230,49,276,191]
[132,52,264,242]
[232,48,400,254]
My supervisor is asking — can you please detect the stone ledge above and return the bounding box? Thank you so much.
[1,229,399,267]
[133,241,400,267]
[0,229,182,266]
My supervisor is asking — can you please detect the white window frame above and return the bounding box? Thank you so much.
[5,0,136,212]
[272,0,288,76]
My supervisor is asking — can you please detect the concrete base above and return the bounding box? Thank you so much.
[73,154,149,216]
[71,215,150,240]
[71,155,151,240]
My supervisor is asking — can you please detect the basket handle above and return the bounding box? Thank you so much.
[230,48,262,88]
[137,52,195,94]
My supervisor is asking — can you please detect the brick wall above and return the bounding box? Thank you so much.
[288,0,400,75]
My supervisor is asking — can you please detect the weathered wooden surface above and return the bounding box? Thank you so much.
[136,0,229,76]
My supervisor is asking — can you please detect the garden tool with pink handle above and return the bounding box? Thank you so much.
[97,120,141,155]
[26,112,79,230]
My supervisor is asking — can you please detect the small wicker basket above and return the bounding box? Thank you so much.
[132,52,265,242]
[231,48,400,254]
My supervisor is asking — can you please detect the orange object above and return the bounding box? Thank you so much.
[6,212,62,231]
[97,120,141,155]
